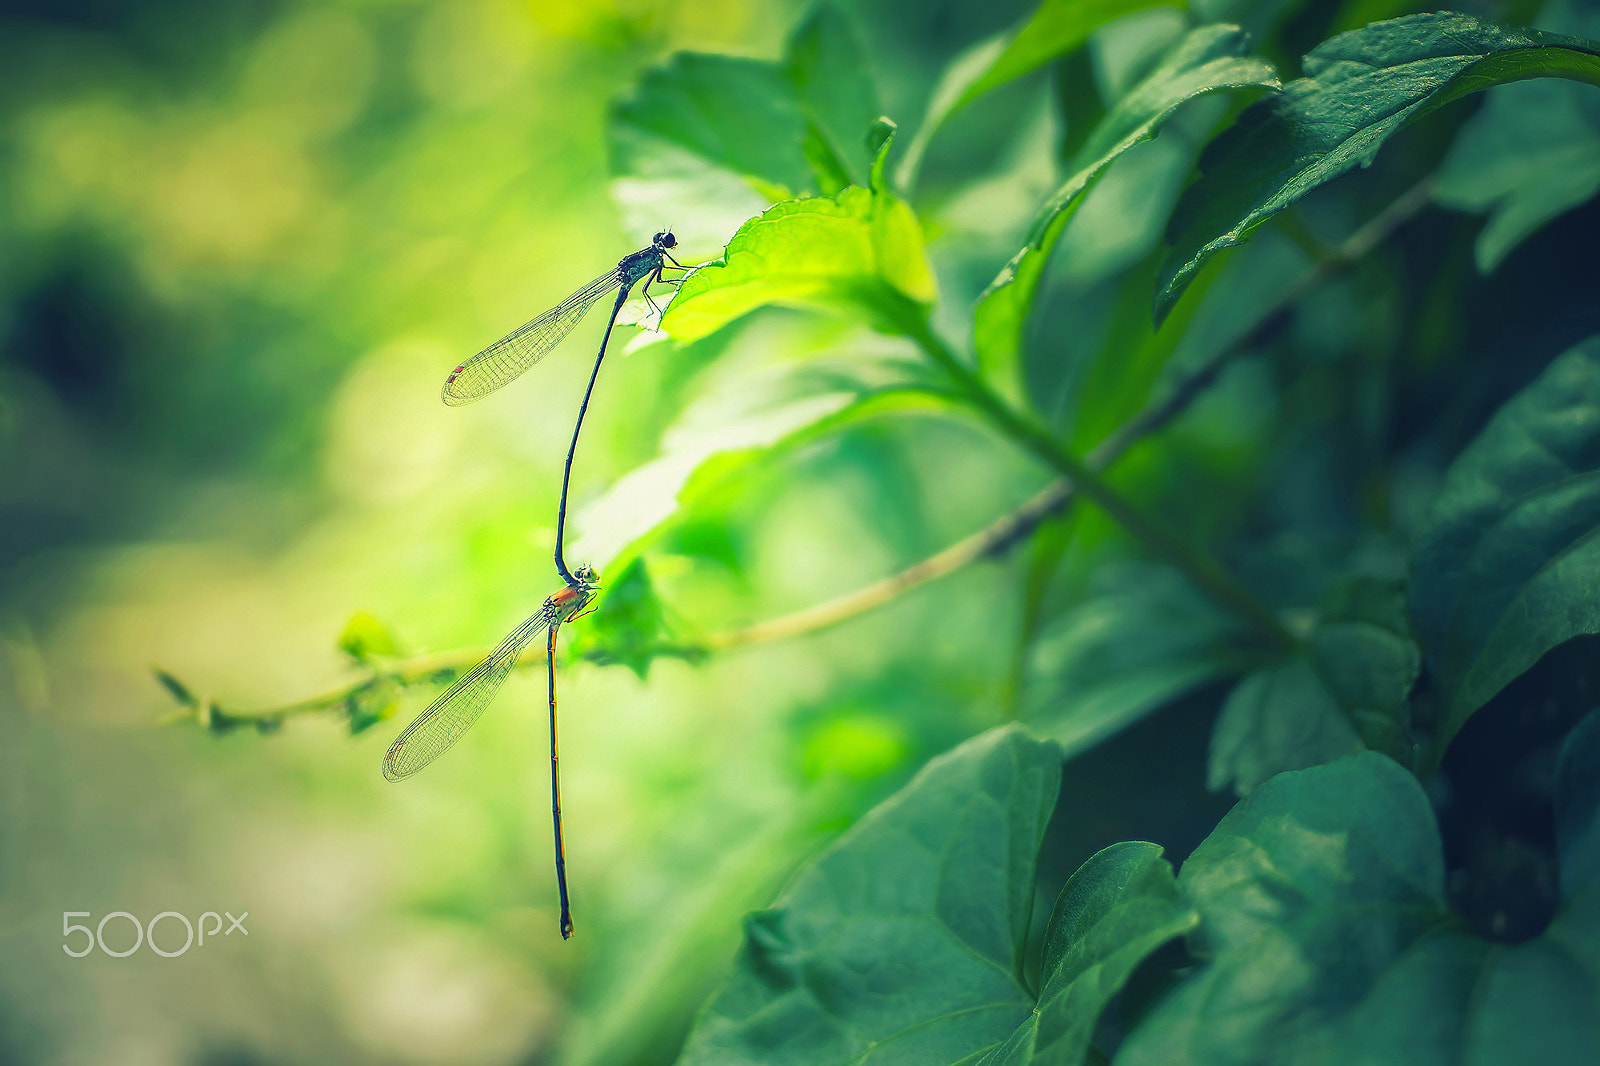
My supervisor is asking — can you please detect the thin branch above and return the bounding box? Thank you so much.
[164,177,1436,725]
[700,173,1438,652]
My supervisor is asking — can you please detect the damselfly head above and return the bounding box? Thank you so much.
[654,231,677,250]
[573,563,601,588]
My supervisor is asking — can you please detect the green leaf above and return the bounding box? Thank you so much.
[1119,752,1451,1065]
[570,368,952,570]
[676,724,1061,1065]
[661,185,936,343]
[566,557,677,678]
[612,52,811,195]
[1027,563,1249,758]
[1307,580,1418,758]
[1556,708,1600,898]
[338,611,400,661]
[151,666,197,708]
[1435,0,1600,272]
[1435,77,1600,272]
[609,52,810,250]
[1121,751,1600,1064]
[1157,12,1600,320]
[1207,657,1364,796]
[786,5,881,192]
[1407,337,1600,755]
[974,25,1278,398]
[895,0,1179,189]
[980,841,1198,1065]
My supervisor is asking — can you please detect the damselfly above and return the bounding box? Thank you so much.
[443,232,685,585]
[383,564,601,939]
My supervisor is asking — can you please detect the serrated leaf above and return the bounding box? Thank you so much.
[976,24,1277,398]
[786,5,880,192]
[1026,563,1249,759]
[896,0,1176,188]
[1207,657,1364,796]
[676,724,1061,1065]
[338,611,400,661]
[1121,751,1600,1065]
[661,184,936,343]
[979,841,1198,1065]
[1157,12,1600,320]
[1407,337,1600,756]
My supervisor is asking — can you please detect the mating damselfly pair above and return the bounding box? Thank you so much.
[382,231,687,939]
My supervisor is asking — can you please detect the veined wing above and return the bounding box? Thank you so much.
[382,603,560,781]
[442,268,624,406]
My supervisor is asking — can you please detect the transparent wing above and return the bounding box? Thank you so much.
[442,269,624,406]
[382,603,560,781]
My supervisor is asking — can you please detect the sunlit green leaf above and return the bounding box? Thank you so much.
[1408,337,1600,756]
[786,5,880,193]
[980,841,1198,1065]
[571,367,954,570]
[1027,563,1250,758]
[896,0,1180,188]
[338,611,400,661]
[662,184,936,343]
[1157,12,1600,320]
[975,24,1277,398]
[677,724,1061,1065]
[1308,579,1417,758]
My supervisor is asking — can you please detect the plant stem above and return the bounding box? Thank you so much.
[901,314,1297,652]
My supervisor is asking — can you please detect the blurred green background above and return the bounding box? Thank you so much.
[0,0,1051,1063]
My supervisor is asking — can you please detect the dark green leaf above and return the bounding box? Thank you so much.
[1207,657,1364,796]
[661,185,936,343]
[676,724,1061,1065]
[980,841,1198,1065]
[975,25,1278,398]
[1157,12,1600,319]
[1122,752,1600,1064]
[786,6,880,192]
[896,0,1177,188]
[152,666,197,707]
[1307,580,1418,759]
[1434,1,1600,272]
[567,558,677,678]
[1027,563,1249,758]
[1556,708,1600,898]
[1407,337,1600,755]
[1119,752,1451,1065]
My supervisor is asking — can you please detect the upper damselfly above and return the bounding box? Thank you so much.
[383,564,600,939]
[443,232,686,584]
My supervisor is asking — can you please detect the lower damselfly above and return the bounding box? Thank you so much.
[383,564,600,939]
[443,231,685,585]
